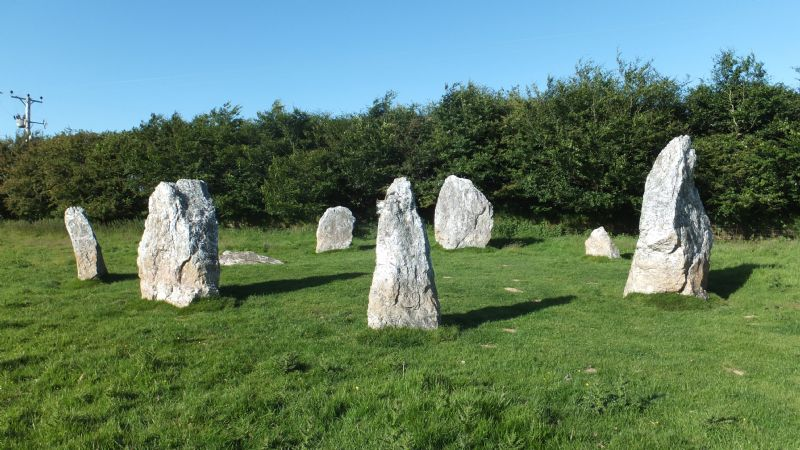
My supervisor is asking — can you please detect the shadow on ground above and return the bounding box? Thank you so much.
[489,237,543,249]
[443,295,574,330]
[708,264,768,299]
[221,272,369,304]
[356,244,376,251]
[102,273,138,283]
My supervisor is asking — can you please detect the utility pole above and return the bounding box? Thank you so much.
[10,90,45,141]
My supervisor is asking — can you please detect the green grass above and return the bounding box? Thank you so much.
[1,220,799,448]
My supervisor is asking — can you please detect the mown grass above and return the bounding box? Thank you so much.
[1,219,798,448]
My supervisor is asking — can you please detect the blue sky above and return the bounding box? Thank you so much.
[1,0,797,137]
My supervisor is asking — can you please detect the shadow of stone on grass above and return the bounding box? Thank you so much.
[101,273,138,283]
[220,272,369,304]
[629,293,724,311]
[442,296,574,330]
[708,264,768,299]
[488,237,543,249]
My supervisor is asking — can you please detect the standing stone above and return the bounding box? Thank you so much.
[585,226,620,259]
[64,206,107,280]
[434,175,493,249]
[368,177,440,329]
[137,179,220,307]
[624,136,713,299]
[316,206,355,253]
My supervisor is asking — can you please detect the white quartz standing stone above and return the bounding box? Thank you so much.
[368,177,440,329]
[434,175,493,249]
[585,226,620,259]
[137,179,220,307]
[64,206,108,280]
[624,136,713,299]
[316,206,355,253]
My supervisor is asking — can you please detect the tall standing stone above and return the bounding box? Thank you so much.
[64,206,107,280]
[585,226,620,259]
[137,179,220,307]
[624,136,713,299]
[368,177,440,329]
[434,175,493,249]
[316,206,355,253]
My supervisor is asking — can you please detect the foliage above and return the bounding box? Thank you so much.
[1,52,799,234]
[687,50,800,234]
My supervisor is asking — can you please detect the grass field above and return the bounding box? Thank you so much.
[1,219,799,448]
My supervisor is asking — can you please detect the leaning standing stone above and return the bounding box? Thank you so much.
[434,175,493,249]
[137,179,220,307]
[585,226,620,259]
[624,136,713,299]
[316,206,355,253]
[64,206,107,280]
[368,177,440,329]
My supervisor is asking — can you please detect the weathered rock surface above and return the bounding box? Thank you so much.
[219,250,283,266]
[137,179,220,307]
[368,177,440,329]
[316,206,355,253]
[434,175,493,249]
[64,206,107,280]
[624,136,713,299]
[585,226,620,259]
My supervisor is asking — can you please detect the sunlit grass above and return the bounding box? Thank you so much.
[0,220,798,448]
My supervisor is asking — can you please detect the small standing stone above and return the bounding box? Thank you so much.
[316,206,355,253]
[585,226,620,259]
[137,179,220,307]
[368,177,440,329]
[434,175,493,249]
[624,136,713,299]
[64,206,107,280]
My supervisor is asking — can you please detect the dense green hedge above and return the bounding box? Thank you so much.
[1,51,798,235]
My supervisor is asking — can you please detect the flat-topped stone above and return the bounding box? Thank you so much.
[137,179,220,307]
[219,250,283,266]
[316,206,355,253]
[434,175,493,249]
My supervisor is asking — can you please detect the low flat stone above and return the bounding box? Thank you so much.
[64,206,107,280]
[219,250,283,266]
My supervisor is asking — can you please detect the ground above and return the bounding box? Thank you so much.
[1,220,798,448]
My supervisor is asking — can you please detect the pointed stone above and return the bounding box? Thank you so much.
[434,175,493,249]
[585,226,620,259]
[316,206,355,253]
[624,136,713,299]
[64,206,107,280]
[368,177,440,329]
[137,179,220,307]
